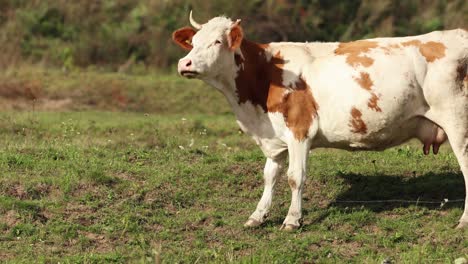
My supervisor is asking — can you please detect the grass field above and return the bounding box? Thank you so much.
[0,70,467,263]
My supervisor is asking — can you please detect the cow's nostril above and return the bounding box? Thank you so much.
[185,60,192,67]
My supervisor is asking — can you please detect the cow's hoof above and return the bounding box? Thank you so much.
[280,224,299,231]
[244,218,262,228]
[455,221,468,229]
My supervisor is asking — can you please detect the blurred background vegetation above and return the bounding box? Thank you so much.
[0,0,466,70]
[0,0,466,112]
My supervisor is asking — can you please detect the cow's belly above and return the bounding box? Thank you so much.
[314,115,447,153]
[313,115,424,150]
[310,83,447,151]
[311,84,429,150]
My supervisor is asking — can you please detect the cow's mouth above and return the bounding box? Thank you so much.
[180,71,199,78]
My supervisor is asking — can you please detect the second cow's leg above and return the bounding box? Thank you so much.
[244,157,284,227]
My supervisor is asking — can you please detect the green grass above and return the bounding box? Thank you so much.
[0,111,467,263]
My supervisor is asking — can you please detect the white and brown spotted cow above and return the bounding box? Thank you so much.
[172,12,468,230]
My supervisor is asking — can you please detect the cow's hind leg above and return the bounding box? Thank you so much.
[423,59,468,228]
[244,157,284,227]
[446,127,468,228]
[444,125,468,228]
[427,109,468,228]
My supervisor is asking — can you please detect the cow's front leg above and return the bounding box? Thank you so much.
[244,157,284,227]
[281,140,311,231]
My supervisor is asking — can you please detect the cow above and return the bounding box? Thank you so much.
[172,11,468,230]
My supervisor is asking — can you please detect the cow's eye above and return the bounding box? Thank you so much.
[215,40,222,45]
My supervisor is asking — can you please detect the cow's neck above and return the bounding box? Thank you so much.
[207,39,275,114]
[233,40,274,113]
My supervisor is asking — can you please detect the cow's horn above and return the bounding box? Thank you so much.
[189,10,202,30]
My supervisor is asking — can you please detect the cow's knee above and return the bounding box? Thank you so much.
[288,177,297,190]
[287,169,304,190]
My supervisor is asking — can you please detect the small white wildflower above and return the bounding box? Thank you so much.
[181,117,187,121]
[178,145,185,150]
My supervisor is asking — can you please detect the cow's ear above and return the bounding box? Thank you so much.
[172,27,196,51]
[228,20,243,51]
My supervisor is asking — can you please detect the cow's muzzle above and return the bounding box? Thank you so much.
[178,58,199,78]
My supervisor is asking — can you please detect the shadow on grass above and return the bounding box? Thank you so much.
[248,172,465,229]
[286,172,466,231]
[331,172,465,212]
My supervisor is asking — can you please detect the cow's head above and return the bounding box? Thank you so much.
[172,11,243,79]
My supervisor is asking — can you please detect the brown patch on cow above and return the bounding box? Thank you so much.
[266,53,319,140]
[419,42,446,62]
[288,178,297,189]
[401,39,422,47]
[349,107,367,134]
[235,40,318,141]
[353,72,381,112]
[334,40,378,68]
[401,40,446,63]
[354,72,373,91]
[265,51,286,112]
[234,41,273,112]
[280,82,318,140]
[367,93,382,112]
